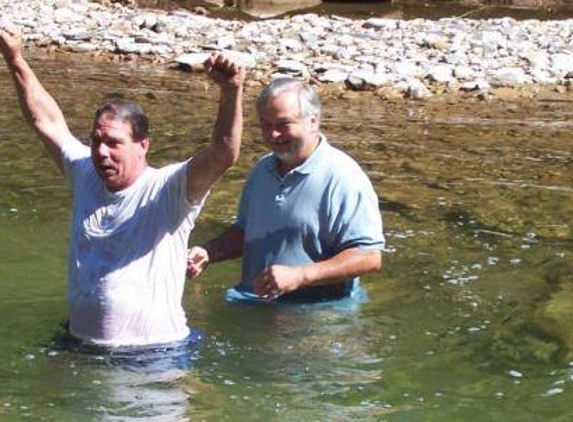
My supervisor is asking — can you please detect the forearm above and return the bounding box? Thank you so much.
[203,225,244,263]
[210,85,242,168]
[8,55,68,138]
[6,54,69,170]
[299,248,383,288]
[186,85,243,204]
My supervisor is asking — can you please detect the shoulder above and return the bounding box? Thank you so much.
[246,153,274,181]
[62,136,90,163]
[318,141,369,184]
[148,160,190,186]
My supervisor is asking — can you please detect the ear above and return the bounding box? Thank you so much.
[139,137,150,157]
[309,114,320,133]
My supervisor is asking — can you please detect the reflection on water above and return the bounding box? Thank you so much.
[0,52,572,420]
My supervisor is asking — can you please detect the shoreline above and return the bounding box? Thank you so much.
[2,0,573,101]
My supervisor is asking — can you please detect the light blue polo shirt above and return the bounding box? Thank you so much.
[234,136,385,302]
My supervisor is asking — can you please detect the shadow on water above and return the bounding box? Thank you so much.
[0,52,572,419]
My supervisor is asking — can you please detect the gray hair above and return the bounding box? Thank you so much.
[256,78,322,120]
[94,99,149,141]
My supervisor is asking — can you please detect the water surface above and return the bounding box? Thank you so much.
[0,52,572,420]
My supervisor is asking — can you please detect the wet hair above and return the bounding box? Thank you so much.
[256,77,322,120]
[94,99,149,141]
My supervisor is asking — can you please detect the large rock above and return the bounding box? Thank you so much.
[490,67,529,87]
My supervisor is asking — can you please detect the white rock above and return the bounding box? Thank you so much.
[334,47,354,60]
[67,42,97,53]
[550,53,573,78]
[175,52,211,69]
[491,67,528,87]
[348,70,390,88]
[279,38,302,51]
[454,66,475,80]
[395,61,421,78]
[363,18,397,30]
[53,8,78,23]
[276,59,308,76]
[406,78,432,99]
[318,69,348,83]
[530,69,557,84]
[426,65,454,84]
[522,51,549,70]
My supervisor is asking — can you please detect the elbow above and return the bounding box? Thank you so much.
[370,251,383,272]
[220,149,239,170]
[210,150,239,174]
[221,137,241,167]
[228,148,240,166]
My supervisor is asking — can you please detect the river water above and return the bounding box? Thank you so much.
[0,52,572,420]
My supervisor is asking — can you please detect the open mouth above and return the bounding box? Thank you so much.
[98,164,116,178]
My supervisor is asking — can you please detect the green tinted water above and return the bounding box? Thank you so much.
[0,53,572,420]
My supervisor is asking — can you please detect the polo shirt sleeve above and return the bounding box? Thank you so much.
[327,171,385,254]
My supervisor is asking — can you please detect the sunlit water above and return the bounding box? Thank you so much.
[0,53,572,421]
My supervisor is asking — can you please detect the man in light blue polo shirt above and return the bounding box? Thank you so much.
[188,77,384,303]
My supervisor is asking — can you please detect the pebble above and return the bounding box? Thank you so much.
[2,0,573,98]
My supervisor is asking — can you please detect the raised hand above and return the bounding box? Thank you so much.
[204,52,246,90]
[0,22,23,62]
[187,246,210,279]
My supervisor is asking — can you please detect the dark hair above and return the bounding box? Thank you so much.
[94,99,149,141]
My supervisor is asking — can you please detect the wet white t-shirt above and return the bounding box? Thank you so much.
[61,137,203,347]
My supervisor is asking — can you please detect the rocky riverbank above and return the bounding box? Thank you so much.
[2,0,573,99]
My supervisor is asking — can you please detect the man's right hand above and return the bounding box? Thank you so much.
[0,22,23,62]
[203,52,246,91]
[187,246,210,279]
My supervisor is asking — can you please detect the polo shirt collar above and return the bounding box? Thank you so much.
[267,134,329,178]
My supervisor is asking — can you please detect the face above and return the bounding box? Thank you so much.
[259,90,320,173]
[90,114,149,192]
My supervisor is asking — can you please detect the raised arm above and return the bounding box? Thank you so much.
[187,224,244,278]
[254,249,383,300]
[186,53,245,205]
[0,23,72,173]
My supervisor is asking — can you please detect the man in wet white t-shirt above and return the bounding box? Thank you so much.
[0,23,244,347]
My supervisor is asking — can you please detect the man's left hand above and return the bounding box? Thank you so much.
[254,265,306,302]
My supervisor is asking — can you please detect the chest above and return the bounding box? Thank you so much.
[243,172,330,237]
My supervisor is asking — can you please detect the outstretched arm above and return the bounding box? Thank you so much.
[186,53,245,205]
[0,23,72,173]
[187,224,244,278]
[255,249,383,301]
